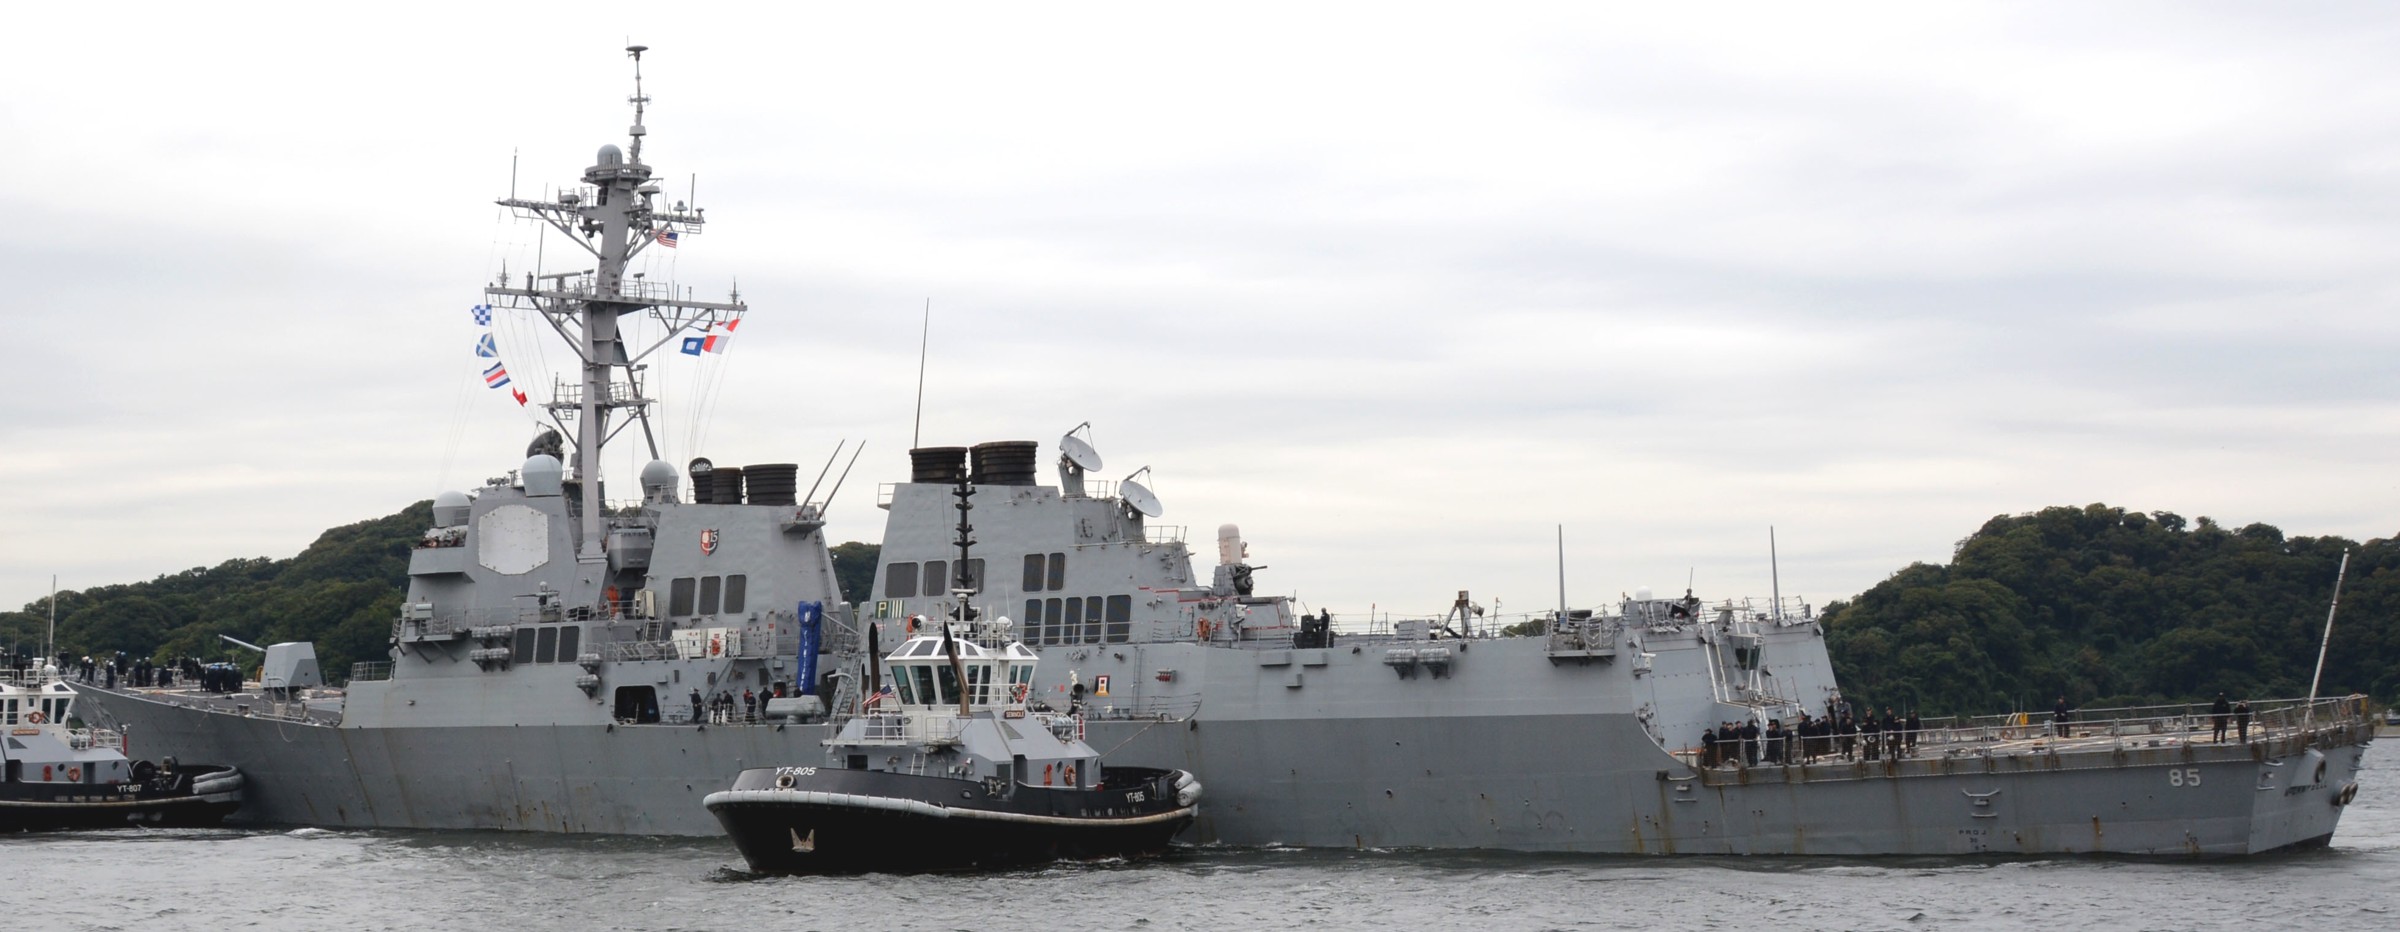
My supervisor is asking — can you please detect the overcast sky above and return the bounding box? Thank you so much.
[4,3,2395,627]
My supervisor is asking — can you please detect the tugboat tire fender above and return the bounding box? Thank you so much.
[2334,782,2359,806]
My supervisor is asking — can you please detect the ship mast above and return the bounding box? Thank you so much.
[484,45,744,563]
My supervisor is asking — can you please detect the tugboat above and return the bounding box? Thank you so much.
[3,663,244,831]
[705,477,1200,872]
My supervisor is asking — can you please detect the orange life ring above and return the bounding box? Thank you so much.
[1062,764,1077,785]
[1013,682,1030,703]
[24,711,43,724]
[66,766,81,782]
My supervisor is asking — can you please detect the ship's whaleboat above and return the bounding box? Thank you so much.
[3,665,243,831]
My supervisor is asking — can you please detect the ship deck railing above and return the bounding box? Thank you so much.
[1081,695,1201,723]
[1667,695,2375,777]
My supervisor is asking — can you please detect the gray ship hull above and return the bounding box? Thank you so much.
[77,672,2369,854]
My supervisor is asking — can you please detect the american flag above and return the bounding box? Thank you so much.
[654,227,679,248]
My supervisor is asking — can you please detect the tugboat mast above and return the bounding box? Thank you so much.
[484,45,743,563]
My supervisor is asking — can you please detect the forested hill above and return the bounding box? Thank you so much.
[1823,504,2398,716]
[0,503,884,683]
[10,501,2392,707]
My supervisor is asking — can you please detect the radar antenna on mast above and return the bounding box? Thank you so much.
[625,44,650,163]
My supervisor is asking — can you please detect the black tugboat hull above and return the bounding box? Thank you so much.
[1,765,244,832]
[706,766,1195,873]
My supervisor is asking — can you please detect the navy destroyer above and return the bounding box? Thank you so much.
[75,49,2373,855]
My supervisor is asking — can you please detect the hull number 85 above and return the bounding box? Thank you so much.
[2167,768,2201,787]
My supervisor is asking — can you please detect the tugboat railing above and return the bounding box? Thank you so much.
[851,712,965,746]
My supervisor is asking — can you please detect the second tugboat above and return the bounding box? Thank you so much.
[3,663,244,831]
[705,476,1200,872]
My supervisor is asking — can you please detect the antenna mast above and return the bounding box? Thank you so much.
[1555,525,1566,622]
[912,300,931,448]
[1770,526,1782,623]
[485,45,740,564]
[2302,551,2351,734]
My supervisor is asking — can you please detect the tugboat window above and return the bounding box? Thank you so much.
[513,628,537,665]
[1046,552,1067,590]
[936,664,961,707]
[1105,595,1132,643]
[1023,554,1046,592]
[558,625,581,661]
[724,575,747,614]
[669,577,696,616]
[698,576,722,615]
[1063,598,1084,645]
[911,666,937,707]
[967,664,989,706]
[536,626,559,664]
[885,563,918,598]
[894,671,917,705]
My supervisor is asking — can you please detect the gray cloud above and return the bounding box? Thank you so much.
[5,3,2396,625]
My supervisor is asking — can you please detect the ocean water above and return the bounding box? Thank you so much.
[11,744,2395,932]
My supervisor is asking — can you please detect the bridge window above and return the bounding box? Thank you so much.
[558,625,581,662]
[698,576,722,615]
[1023,599,1043,644]
[1064,598,1084,645]
[668,577,696,616]
[1105,595,1132,643]
[1046,553,1066,591]
[885,563,918,598]
[513,628,536,665]
[1044,598,1063,645]
[923,561,947,597]
[1023,554,1046,592]
[724,575,747,614]
[536,626,559,664]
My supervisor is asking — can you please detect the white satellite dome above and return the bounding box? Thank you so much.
[522,454,564,497]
